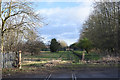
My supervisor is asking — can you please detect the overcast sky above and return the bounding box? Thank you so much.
[34,2,93,46]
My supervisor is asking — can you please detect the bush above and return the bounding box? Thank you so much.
[77,38,93,53]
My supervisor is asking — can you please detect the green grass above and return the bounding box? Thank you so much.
[22,51,79,61]
[22,52,62,58]
[21,51,82,68]
[74,51,101,60]
[22,51,101,63]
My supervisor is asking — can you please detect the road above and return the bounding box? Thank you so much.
[3,68,119,80]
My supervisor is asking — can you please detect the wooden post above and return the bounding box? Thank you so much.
[82,50,85,61]
[19,51,21,69]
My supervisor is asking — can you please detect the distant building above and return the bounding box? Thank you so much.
[66,48,73,51]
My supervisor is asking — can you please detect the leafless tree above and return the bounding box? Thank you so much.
[0,0,43,53]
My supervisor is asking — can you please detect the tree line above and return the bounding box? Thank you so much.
[70,1,120,56]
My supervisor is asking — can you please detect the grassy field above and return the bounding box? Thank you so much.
[22,51,79,61]
[74,51,101,60]
[22,51,102,61]
[21,51,117,68]
[21,51,80,67]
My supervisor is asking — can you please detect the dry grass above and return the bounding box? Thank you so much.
[102,56,120,61]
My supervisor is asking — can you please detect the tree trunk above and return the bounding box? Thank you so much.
[1,34,4,53]
[0,0,2,53]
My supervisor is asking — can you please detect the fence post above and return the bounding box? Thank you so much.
[82,50,85,61]
[19,51,22,69]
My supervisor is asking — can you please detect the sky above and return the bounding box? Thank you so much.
[34,2,93,46]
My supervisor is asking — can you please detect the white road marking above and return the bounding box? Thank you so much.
[72,73,77,80]
[45,74,51,80]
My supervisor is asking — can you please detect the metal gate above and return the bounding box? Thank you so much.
[0,52,19,68]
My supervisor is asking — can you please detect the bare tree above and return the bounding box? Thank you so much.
[0,1,43,53]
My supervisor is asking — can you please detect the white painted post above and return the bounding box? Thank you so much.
[19,51,22,69]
